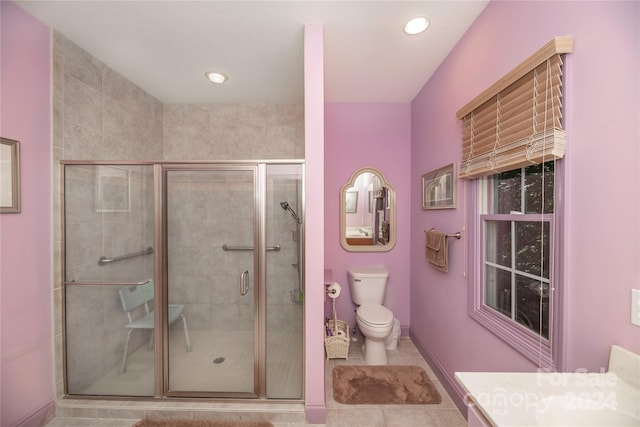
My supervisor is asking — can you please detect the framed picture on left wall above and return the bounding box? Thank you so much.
[0,137,21,213]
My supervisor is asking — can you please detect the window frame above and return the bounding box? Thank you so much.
[468,162,564,370]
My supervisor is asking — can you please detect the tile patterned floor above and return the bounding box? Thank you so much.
[324,337,466,427]
[46,337,466,427]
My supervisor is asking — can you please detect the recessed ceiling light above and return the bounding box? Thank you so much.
[404,16,430,35]
[205,71,228,84]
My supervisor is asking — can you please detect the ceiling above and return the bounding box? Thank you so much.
[15,1,488,104]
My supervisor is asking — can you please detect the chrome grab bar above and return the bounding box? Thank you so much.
[240,270,249,296]
[98,247,154,265]
[64,279,151,286]
[222,244,281,252]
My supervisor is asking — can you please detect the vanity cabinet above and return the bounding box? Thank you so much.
[345,237,374,246]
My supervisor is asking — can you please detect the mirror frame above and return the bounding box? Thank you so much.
[0,137,21,213]
[340,167,396,252]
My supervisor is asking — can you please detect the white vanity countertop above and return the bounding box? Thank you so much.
[455,371,640,426]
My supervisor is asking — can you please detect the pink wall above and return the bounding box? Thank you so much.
[3,2,637,424]
[303,24,327,424]
[324,104,411,330]
[410,0,640,409]
[0,2,53,426]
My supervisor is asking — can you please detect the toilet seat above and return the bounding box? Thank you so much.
[357,304,393,326]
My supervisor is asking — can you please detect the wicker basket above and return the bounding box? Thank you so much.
[324,319,350,360]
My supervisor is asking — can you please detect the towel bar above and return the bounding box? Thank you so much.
[426,229,461,240]
[222,244,281,252]
[64,279,151,286]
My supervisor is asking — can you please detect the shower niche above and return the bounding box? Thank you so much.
[62,161,304,400]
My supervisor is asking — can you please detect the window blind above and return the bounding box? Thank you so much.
[456,37,573,179]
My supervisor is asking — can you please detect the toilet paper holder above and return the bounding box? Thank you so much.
[325,282,341,298]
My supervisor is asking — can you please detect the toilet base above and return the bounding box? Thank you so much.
[362,338,388,365]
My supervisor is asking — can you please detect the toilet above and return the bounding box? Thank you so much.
[348,267,394,365]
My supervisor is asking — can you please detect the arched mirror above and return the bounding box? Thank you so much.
[340,167,396,252]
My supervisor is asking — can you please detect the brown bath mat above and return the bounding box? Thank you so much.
[333,365,442,405]
[132,419,273,427]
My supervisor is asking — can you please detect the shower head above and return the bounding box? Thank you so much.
[280,201,302,225]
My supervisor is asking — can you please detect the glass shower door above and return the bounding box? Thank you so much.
[165,166,258,395]
[64,164,156,397]
[265,164,303,399]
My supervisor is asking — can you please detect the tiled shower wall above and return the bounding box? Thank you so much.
[166,170,303,335]
[163,103,303,160]
[53,33,304,398]
[52,32,164,397]
[166,171,257,332]
[265,174,304,334]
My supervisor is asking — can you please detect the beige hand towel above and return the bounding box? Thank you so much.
[426,230,448,272]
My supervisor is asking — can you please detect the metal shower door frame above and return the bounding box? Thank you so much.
[60,160,304,400]
[160,163,266,398]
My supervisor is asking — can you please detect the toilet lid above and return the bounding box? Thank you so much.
[357,304,393,325]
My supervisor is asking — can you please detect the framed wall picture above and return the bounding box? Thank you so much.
[0,137,21,213]
[345,190,358,213]
[422,163,456,210]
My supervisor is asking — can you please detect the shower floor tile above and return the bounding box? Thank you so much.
[81,330,302,398]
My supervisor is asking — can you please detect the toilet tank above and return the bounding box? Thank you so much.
[348,267,389,305]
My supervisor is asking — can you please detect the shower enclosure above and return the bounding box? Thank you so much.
[63,161,304,399]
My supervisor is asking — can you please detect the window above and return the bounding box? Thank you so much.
[470,161,559,368]
[457,38,571,369]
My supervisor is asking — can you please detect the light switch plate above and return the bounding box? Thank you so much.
[632,289,640,326]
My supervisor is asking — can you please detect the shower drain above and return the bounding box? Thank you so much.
[213,357,225,364]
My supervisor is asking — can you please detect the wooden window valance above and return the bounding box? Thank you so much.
[456,37,573,179]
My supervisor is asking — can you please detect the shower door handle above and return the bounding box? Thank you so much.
[240,270,249,296]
